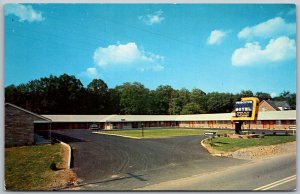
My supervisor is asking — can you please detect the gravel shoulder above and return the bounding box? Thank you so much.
[203,140,296,160]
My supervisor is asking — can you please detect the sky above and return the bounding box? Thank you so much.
[4,4,296,97]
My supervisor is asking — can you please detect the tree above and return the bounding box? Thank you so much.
[87,79,108,96]
[206,92,235,113]
[255,92,272,101]
[190,88,206,103]
[181,102,204,114]
[116,82,150,114]
[107,88,121,114]
[151,85,174,114]
[239,90,254,98]
[168,88,191,115]
[273,91,296,110]
[189,88,207,113]
[87,79,109,114]
[5,85,19,105]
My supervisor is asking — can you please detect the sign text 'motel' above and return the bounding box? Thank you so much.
[231,97,259,121]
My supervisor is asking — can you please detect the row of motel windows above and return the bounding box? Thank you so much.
[180,120,296,125]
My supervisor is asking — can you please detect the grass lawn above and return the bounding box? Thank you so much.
[205,135,296,152]
[97,128,233,138]
[5,143,75,191]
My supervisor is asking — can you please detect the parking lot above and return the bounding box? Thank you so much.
[51,129,247,190]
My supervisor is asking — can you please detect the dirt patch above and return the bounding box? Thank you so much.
[203,140,296,160]
[47,144,79,190]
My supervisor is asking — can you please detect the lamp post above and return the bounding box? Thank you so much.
[141,123,144,137]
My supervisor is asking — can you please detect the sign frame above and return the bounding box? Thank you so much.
[231,97,259,121]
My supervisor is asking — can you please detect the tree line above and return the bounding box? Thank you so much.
[5,73,296,115]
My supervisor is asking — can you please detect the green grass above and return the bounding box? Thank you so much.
[5,144,64,191]
[98,128,232,138]
[206,135,296,152]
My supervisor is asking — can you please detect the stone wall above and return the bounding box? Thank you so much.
[5,104,48,147]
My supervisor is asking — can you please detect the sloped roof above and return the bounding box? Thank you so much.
[105,115,178,122]
[41,115,112,122]
[273,101,291,109]
[175,113,234,121]
[262,100,291,110]
[5,103,51,121]
[257,110,296,120]
[42,110,296,122]
[264,100,280,111]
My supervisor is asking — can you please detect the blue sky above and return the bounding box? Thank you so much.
[4,4,296,96]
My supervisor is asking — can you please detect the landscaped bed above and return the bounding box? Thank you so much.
[95,128,233,138]
[5,143,77,191]
[203,135,296,153]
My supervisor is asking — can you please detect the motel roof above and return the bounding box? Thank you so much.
[257,110,296,120]
[176,113,233,121]
[41,115,113,122]
[106,115,179,122]
[42,110,296,122]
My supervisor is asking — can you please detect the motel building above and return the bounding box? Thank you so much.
[5,101,296,147]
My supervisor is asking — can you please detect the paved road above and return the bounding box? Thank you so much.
[51,129,247,190]
[137,152,296,191]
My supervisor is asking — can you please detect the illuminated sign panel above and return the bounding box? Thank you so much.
[231,97,259,121]
[235,100,253,117]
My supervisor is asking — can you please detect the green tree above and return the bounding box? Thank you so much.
[255,92,272,101]
[169,88,191,115]
[5,85,20,105]
[87,79,109,114]
[116,82,150,114]
[206,92,235,113]
[151,85,174,114]
[239,90,254,98]
[273,91,296,110]
[181,102,204,114]
[107,88,121,114]
[190,88,207,113]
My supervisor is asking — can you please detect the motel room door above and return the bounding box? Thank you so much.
[269,120,275,129]
[208,121,213,128]
[262,121,270,129]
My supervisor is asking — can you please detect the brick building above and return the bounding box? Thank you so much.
[5,103,296,147]
[5,103,51,147]
[259,100,291,112]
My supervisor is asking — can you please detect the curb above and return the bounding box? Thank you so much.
[93,132,142,139]
[201,138,223,157]
[59,140,72,169]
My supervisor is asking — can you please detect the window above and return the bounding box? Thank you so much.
[256,121,261,125]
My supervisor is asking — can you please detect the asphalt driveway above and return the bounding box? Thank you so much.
[51,129,247,190]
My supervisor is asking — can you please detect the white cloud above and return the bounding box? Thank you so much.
[238,17,295,39]
[93,42,164,71]
[138,10,164,25]
[81,67,100,79]
[207,30,227,45]
[93,42,143,66]
[5,4,44,22]
[231,36,296,66]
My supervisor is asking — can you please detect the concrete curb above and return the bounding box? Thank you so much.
[92,132,142,139]
[59,141,71,169]
[200,138,223,157]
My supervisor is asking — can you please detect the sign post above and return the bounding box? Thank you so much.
[141,123,144,137]
[231,97,259,134]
